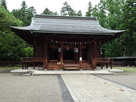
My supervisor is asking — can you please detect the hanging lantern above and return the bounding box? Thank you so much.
[58,48,61,52]
[79,57,82,61]
[66,46,69,50]
[74,47,78,53]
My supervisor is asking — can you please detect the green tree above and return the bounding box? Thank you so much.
[60,2,77,16]
[91,0,128,57]
[92,0,108,28]
[77,10,82,16]
[104,0,136,57]
[0,0,7,10]
[42,8,58,15]
[12,1,37,26]
[99,0,126,57]
[0,6,26,61]
[85,2,93,17]
[24,47,33,57]
[0,6,33,61]
[98,0,136,57]
[121,0,136,56]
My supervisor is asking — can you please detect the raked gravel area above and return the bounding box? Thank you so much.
[1,68,136,102]
[0,73,64,102]
[96,72,136,91]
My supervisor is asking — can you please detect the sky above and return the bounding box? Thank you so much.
[6,0,100,16]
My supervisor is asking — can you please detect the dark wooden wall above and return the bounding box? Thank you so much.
[34,39,45,57]
[33,39,102,61]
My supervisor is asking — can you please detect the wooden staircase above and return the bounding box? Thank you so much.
[47,61,93,70]
[80,63,93,70]
[47,63,63,70]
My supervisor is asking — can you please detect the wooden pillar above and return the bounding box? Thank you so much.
[44,40,48,69]
[60,41,63,64]
[99,41,103,58]
[93,42,97,69]
[94,42,97,59]
[33,38,37,57]
[87,45,91,62]
[79,44,82,64]
[22,63,24,69]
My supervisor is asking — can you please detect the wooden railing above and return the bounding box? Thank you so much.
[22,57,46,62]
[92,58,112,69]
[22,57,46,69]
[22,57,112,70]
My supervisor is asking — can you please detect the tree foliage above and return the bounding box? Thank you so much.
[0,0,136,62]
[121,0,136,56]
[12,1,37,26]
[85,2,93,17]
[104,0,136,57]
[0,2,34,61]
[0,6,26,61]
[90,0,136,57]
[42,8,58,15]
[77,10,82,16]
[60,2,77,16]
[0,0,7,10]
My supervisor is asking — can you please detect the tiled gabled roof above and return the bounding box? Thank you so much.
[10,15,125,35]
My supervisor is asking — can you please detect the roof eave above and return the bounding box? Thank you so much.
[30,30,117,35]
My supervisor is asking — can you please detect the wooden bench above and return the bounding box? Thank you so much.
[93,58,112,69]
[63,64,80,70]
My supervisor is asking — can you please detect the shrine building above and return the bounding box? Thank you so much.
[10,15,125,70]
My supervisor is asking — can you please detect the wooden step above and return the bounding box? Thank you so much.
[80,63,92,70]
[47,63,62,70]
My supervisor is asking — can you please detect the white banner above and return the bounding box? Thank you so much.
[74,48,78,53]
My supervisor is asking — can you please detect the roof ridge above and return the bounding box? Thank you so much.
[35,15,97,20]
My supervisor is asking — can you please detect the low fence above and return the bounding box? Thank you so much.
[0,61,21,67]
[111,56,136,67]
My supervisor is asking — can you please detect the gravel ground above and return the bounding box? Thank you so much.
[0,73,63,102]
[1,68,136,102]
[0,68,14,73]
[96,72,136,90]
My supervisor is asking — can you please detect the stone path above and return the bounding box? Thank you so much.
[62,74,136,102]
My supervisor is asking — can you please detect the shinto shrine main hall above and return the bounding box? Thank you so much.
[11,15,125,70]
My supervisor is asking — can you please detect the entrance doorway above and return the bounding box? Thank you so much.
[82,48,87,60]
[63,47,74,60]
[49,45,58,60]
